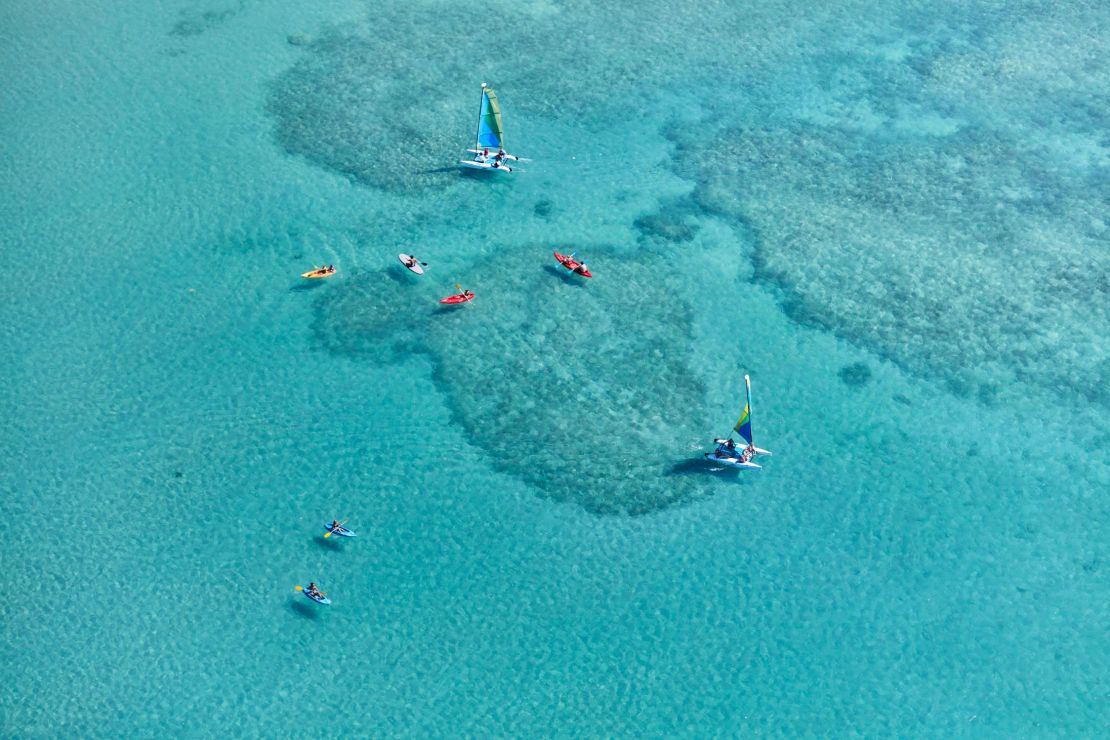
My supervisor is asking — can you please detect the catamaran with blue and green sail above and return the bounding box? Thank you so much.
[460,83,521,172]
[705,374,772,470]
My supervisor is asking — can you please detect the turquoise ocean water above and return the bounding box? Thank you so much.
[2,0,1108,734]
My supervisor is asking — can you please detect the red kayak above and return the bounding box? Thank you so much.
[554,251,592,278]
[439,291,475,305]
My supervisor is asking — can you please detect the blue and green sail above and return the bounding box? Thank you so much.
[733,403,752,445]
[475,85,504,150]
[733,374,754,445]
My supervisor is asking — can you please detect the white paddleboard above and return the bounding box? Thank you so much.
[398,254,424,275]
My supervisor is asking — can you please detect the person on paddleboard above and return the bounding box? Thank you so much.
[404,256,418,269]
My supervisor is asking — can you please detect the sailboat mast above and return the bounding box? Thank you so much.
[744,374,753,447]
[474,83,487,150]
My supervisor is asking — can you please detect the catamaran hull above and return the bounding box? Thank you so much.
[466,148,520,161]
[704,452,762,470]
[459,159,513,172]
[712,439,772,457]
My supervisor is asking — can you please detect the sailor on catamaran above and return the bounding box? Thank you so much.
[705,374,771,470]
[460,84,520,172]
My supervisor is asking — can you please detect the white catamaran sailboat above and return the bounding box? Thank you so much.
[460,83,522,172]
[704,374,772,470]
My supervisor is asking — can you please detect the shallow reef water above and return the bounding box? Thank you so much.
[266,0,877,191]
[312,247,716,515]
[670,119,1108,409]
[4,0,1110,734]
[269,0,1108,411]
[661,2,1110,410]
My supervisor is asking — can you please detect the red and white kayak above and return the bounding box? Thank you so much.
[439,291,475,305]
[554,251,592,278]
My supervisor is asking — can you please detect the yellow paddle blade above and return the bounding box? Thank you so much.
[294,585,304,591]
[324,518,349,538]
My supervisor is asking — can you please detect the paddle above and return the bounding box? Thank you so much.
[323,518,349,539]
[562,251,586,270]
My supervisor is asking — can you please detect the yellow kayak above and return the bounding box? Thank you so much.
[301,267,336,279]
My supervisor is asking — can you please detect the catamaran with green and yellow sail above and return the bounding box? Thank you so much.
[705,374,772,470]
[460,83,522,172]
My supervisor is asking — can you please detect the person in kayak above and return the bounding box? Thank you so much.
[307,582,321,596]
[329,520,342,533]
[574,260,589,275]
